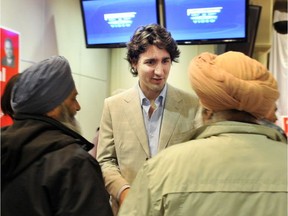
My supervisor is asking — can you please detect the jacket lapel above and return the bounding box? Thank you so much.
[158,85,182,151]
[124,88,150,157]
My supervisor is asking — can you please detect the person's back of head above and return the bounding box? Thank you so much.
[1,73,20,119]
[188,51,279,123]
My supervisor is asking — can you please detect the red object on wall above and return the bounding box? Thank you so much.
[0,27,20,127]
[282,116,288,137]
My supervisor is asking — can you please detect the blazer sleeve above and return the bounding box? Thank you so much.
[97,98,129,200]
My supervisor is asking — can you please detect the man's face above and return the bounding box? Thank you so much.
[58,88,82,133]
[4,40,13,58]
[134,45,171,99]
[63,88,81,119]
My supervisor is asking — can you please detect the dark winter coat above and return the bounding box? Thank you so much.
[1,114,113,216]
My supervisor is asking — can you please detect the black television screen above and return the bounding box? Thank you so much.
[223,5,262,57]
[163,0,248,45]
[80,0,160,48]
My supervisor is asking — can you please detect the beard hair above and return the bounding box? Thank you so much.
[58,103,82,135]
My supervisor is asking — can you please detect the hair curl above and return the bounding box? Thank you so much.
[126,24,180,76]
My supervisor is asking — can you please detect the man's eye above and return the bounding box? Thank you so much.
[145,60,155,65]
[163,58,171,63]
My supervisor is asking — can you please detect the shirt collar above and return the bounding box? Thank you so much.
[138,83,167,106]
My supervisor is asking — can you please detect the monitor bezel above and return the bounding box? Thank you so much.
[80,0,161,48]
[162,0,249,45]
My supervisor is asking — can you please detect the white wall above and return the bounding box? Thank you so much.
[1,0,111,141]
[1,0,58,68]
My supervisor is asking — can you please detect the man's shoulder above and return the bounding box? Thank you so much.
[167,84,198,101]
[43,143,96,168]
[105,87,137,103]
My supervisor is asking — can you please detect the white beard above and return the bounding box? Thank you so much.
[58,103,82,135]
[61,118,82,135]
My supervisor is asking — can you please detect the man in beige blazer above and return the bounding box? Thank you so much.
[97,24,201,214]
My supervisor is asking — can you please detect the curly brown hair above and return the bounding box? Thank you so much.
[126,24,180,76]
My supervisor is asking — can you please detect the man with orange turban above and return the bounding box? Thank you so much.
[118,51,287,216]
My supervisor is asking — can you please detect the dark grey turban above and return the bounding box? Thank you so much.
[11,56,75,114]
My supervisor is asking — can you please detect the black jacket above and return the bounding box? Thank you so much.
[1,114,113,216]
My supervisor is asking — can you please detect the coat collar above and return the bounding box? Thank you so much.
[194,121,287,143]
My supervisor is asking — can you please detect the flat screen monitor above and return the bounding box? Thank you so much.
[163,0,248,45]
[224,5,262,57]
[80,0,160,48]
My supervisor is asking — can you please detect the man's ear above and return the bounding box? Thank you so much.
[202,108,214,120]
[132,64,137,71]
[46,105,61,120]
[206,110,214,119]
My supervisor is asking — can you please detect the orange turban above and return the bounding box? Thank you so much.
[188,51,279,119]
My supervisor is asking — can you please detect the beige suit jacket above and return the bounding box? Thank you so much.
[97,84,200,199]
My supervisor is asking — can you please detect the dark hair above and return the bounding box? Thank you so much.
[1,73,20,118]
[126,24,180,76]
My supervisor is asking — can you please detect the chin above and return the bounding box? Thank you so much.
[61,118,82,135]
[152,84,165,91]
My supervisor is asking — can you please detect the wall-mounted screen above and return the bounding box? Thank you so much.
[224,5,261,57]
[80,0,160,48]
[163,0,248,45]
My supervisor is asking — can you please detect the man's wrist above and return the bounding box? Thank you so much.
[116,184,130,201]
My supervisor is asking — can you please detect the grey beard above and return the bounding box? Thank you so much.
[61,119,82,135]
[58,104,82,135]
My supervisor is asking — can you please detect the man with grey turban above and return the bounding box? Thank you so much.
[118,51,287,216]
[1,56,113,216]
